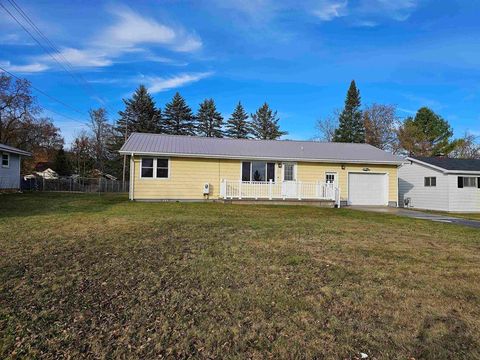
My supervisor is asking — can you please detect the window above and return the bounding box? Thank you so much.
[1,153,9,168]
[241,161,275,182]
[141,158,169,178]
[326,173,336,184]
[458,176,477,188]
[156,159,169,178]
[424,176,436,187]
[283,163,295,181]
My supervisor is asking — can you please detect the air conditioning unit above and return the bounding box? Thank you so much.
[203,183,210,195]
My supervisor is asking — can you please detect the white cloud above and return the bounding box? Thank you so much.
[0,60,49,73]
[96,6,202,53]
[29,5,202,70]
[313,1,348,21]
[144,72,213,93]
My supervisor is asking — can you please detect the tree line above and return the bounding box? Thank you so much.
[316,80,480,158]
[1,72,478,181]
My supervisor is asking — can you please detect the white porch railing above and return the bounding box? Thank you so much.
[220,179,341,207]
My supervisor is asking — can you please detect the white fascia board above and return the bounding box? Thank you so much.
[120,150,404,165]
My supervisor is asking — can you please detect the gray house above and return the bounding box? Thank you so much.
[399,156,480,212]
[0,143,31,190]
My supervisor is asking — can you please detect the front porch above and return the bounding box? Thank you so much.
[219,180,341,207]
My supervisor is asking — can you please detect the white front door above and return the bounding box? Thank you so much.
[348,173,388,205]
[282,162,297,198]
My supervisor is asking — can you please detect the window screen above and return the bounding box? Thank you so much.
[141,158,154,178]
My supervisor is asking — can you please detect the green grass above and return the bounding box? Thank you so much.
[1,193,480,359]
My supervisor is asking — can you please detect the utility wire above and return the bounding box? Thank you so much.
[1,0,116,114]
[0,66,87,125]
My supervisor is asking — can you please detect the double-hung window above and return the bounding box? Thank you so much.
[141,158,169,179]
[1,153,9,168]
[241,161,275,182]
[458,176,478,188]
[424,176,436,187]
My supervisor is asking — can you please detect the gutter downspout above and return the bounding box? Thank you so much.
[129,153,135,200]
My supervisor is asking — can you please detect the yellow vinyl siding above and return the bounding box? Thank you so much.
[296,162,398,203]
[132,156,239,199]
[131,156,398,203]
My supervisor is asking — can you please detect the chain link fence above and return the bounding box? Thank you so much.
[21,177,129,193]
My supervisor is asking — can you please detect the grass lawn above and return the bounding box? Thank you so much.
[1,193,480,359]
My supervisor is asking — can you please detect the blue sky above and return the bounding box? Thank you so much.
[1,0,479,144]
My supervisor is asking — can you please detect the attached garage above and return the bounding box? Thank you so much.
[348,173,388,206]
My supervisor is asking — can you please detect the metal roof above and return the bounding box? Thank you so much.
[120,133,403,164]
[410,156,480,172]
[0,143,31,156]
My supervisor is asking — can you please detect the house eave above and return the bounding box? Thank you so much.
[119,150,404,165]
[407,157,480,175]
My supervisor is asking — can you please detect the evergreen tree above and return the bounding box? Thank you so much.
[53,147,71,176]
[333,80,365,143]
[226,102,251,138]
[397,107,456,156]
[196,98,224,137]
[250,103,287,140]
[163,92,195,135]
[115,85,162,138]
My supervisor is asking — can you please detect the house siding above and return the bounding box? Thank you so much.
[398,161,449,211]
[0,152,21,189]
[131,155,398,203]
[447,174,480,212]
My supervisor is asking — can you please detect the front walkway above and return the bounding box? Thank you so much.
[350,206,480,229]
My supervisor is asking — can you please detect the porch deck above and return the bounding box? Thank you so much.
[219,180,341,207]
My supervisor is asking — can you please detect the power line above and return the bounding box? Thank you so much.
[0,65,86,116]
[0,66,87,126]
[1,0,116,114]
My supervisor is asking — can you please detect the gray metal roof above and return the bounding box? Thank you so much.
[411,156,480,172]
[119,133,403,164]
[0,143,31,156]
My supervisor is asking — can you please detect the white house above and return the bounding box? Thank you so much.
[399,156,480,213]
[0,143,31,190]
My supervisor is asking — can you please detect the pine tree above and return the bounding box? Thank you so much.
[115,85,162,138]
[250,103,287,140]
[53,147,71,176]
[196,98,224,137]
[226,102,251,139]
[333,80,365,143]
[163,92,195,135]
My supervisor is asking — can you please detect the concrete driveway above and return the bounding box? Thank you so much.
[349,206,480,229]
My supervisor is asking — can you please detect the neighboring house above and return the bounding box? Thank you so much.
[399,157,480,212]
[119,133,403,206]
[0,143,31,190]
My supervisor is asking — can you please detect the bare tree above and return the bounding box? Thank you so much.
[71,131,92,177]
[363,103,400,153]
[450,132,480,159]
[88,108,113,172]
[315,109,340,142]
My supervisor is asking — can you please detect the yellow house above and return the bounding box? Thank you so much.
[119,133,403,206]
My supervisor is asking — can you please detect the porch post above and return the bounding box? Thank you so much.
[297,181,302,200]
[238,180,242,199]
[269,179,273,200]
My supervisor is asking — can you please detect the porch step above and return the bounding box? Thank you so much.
[222,199,336,207]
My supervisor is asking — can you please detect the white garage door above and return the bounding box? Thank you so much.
[348,173,388,206]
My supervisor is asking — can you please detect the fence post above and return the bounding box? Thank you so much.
[238,180,242,199]
[42,177,45,192]
[297,181,302,200]
[269,179,273,200]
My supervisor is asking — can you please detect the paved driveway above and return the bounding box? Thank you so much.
[350,206,480,229]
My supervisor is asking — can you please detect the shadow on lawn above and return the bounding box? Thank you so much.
[0,192,128,218]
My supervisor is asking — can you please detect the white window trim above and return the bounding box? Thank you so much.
[140,157,170,180]
[462,176,477,188]
[282,162,297,182]
[424,176,436,187]
[240,161,276,182]
[1,153,9,168]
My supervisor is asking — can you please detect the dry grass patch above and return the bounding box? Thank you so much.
[1,193,480,359]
